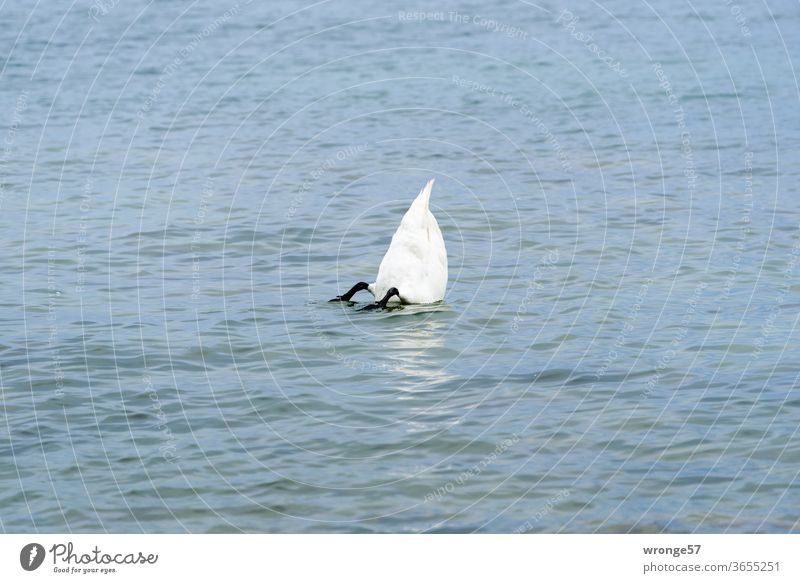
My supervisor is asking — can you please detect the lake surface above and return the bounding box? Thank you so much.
[1,0,798,533]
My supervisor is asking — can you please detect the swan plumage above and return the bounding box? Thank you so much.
[331,179,448,307]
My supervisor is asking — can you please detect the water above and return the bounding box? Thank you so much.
[1,0,799,533]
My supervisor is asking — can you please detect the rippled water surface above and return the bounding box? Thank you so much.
[1,0,799,532]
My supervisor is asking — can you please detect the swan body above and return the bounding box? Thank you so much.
[331,179,447,307]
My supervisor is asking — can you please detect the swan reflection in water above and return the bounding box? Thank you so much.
[375,305,458,390]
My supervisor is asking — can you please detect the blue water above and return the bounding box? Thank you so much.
[1,0,799,533]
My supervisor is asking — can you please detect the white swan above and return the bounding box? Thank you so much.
[330,179,448,309]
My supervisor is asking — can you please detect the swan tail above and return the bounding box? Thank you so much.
[411,178,435,213]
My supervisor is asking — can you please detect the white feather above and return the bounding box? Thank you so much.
[368,179,448,304]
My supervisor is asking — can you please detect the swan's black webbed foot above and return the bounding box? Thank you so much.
[360,287,400,311]
[329,281,369,302]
